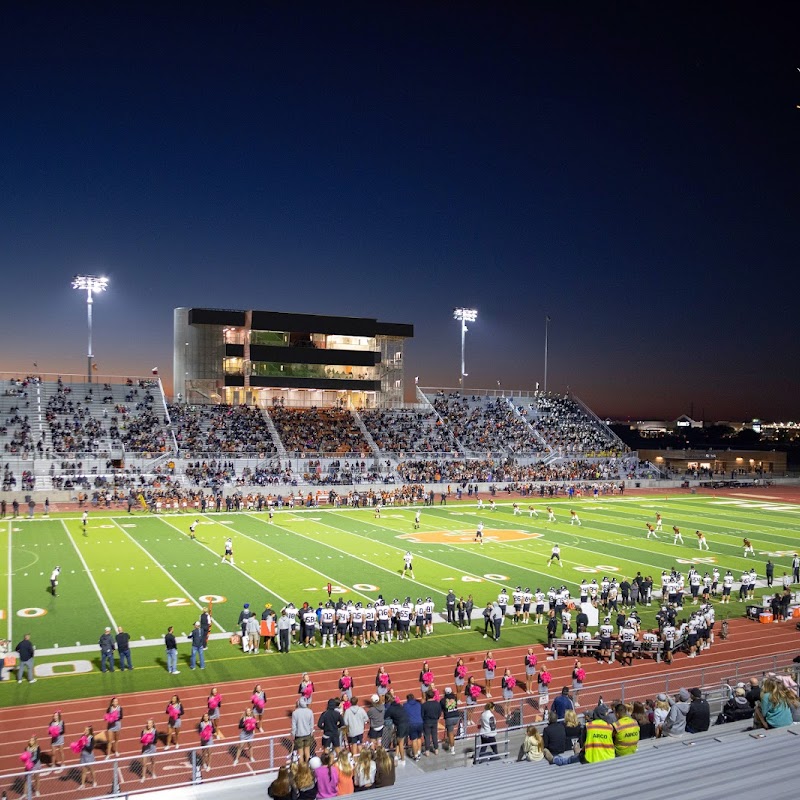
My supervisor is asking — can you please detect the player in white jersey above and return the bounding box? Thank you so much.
[397,602,412,642]
[672,525,683,545]
[512,502,521,516]
[748,568,757,600]
[489,500,496,512]
[548,544,563,568]
[377,603,390,642]
[534,590,545,624]
[547,506,556,522]
[646,523,658,539]
[619,623,637,666]
[569,510,581,526]
[423,597,435,635]
[477,498,484,510]
[402,551,415,579]
[374,503,381,519]
[189,519,198,540]
[655,513,663,532]
[364,603,377,643]
[743,538,754,557]
[335,606,350,647]
[320,603,336,648]
[528,505,539,518]
[522,588,532,623]
[661,622,676,664]
[221,537,234,565]
[286,603,298,642]
[597,619,615,664]
[414,510,421,530]
[303,608,317,647]
[475,521,484,544]
[512,588,523,624]
[389,598,402,640]
[697,531,709,551]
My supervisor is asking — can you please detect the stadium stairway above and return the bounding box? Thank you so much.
[261,407,287,458]
[351,407,382,457]
[141,724,800,800]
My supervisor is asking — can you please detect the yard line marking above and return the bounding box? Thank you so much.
[155,516,290,606]
[7,519,12,643]
[61,520,117,631]
[109,519,226,632]
[260,515,459,599]
[227,514,374,603]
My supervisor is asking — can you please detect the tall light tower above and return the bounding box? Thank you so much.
[72,275,109,383]
[453,307,477,388]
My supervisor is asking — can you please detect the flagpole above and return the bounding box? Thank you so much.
[543,315,550,394]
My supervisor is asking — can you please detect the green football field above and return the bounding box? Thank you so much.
[2,494,798,705]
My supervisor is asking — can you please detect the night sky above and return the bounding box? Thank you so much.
[2,3,799,420]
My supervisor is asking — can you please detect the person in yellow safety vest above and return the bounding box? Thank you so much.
[544,704,616,766]
[612,703,641,756]
[582,706,616,763]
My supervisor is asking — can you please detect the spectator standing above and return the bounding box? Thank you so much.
[343,697,369,755]
[384,691,410,764]
[189,622,205,669]
[16,633,36,683]
[292,699,315,763]
[421,690,441,756]
[478,702,499,762]
[165,626,179,674]
[116,627,132,671]
[99,627,115,673]
[365,695,385,746]
[277,608,291,653]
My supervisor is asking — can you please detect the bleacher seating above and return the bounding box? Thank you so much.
[169,404,277,457]
[269,406,369,455]
[528,393,625,455]
[429,393,545,455]
[360,408,459,454]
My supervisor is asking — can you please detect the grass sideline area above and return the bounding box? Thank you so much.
[3,495,799,706]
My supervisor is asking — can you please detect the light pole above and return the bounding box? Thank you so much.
[543,314,551,394]
[453,307,477,388]
[71,275,109,383]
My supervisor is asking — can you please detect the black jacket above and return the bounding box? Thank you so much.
[421,699,441,724]
[15,639,34,661]
[116,632,131,652]
[686,698,711,732]
[165,632,177,651]
[384,700,409,733]
[542,721,567,755]
[317,700,344,741]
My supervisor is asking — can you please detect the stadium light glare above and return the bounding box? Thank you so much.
[453,307,478,386]
[71,275,109,383]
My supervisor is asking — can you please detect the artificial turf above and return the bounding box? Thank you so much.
[2,494,797,706]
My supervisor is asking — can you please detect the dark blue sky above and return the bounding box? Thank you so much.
[2,2,798,419]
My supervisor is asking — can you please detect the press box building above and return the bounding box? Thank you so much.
[173,307,413,408]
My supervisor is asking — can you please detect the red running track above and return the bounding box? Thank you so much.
[0,614,798,796]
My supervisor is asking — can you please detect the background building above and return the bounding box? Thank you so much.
[173,308,413,408]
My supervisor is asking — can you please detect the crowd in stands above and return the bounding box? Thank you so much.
[1,405,37,455]
[43,380,169,456]
[270,407,369,455]
[528,394,624,455]
[170,404,276,456]
[360,408,458,454]
[432,394,543,455]
[2,466,34,491]
[395,458,632,485]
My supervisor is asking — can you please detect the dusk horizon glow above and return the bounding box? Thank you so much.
[2,3,798,421]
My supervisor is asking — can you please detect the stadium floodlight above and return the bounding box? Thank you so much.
[453,307,478,387]
[72,275,109,383]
